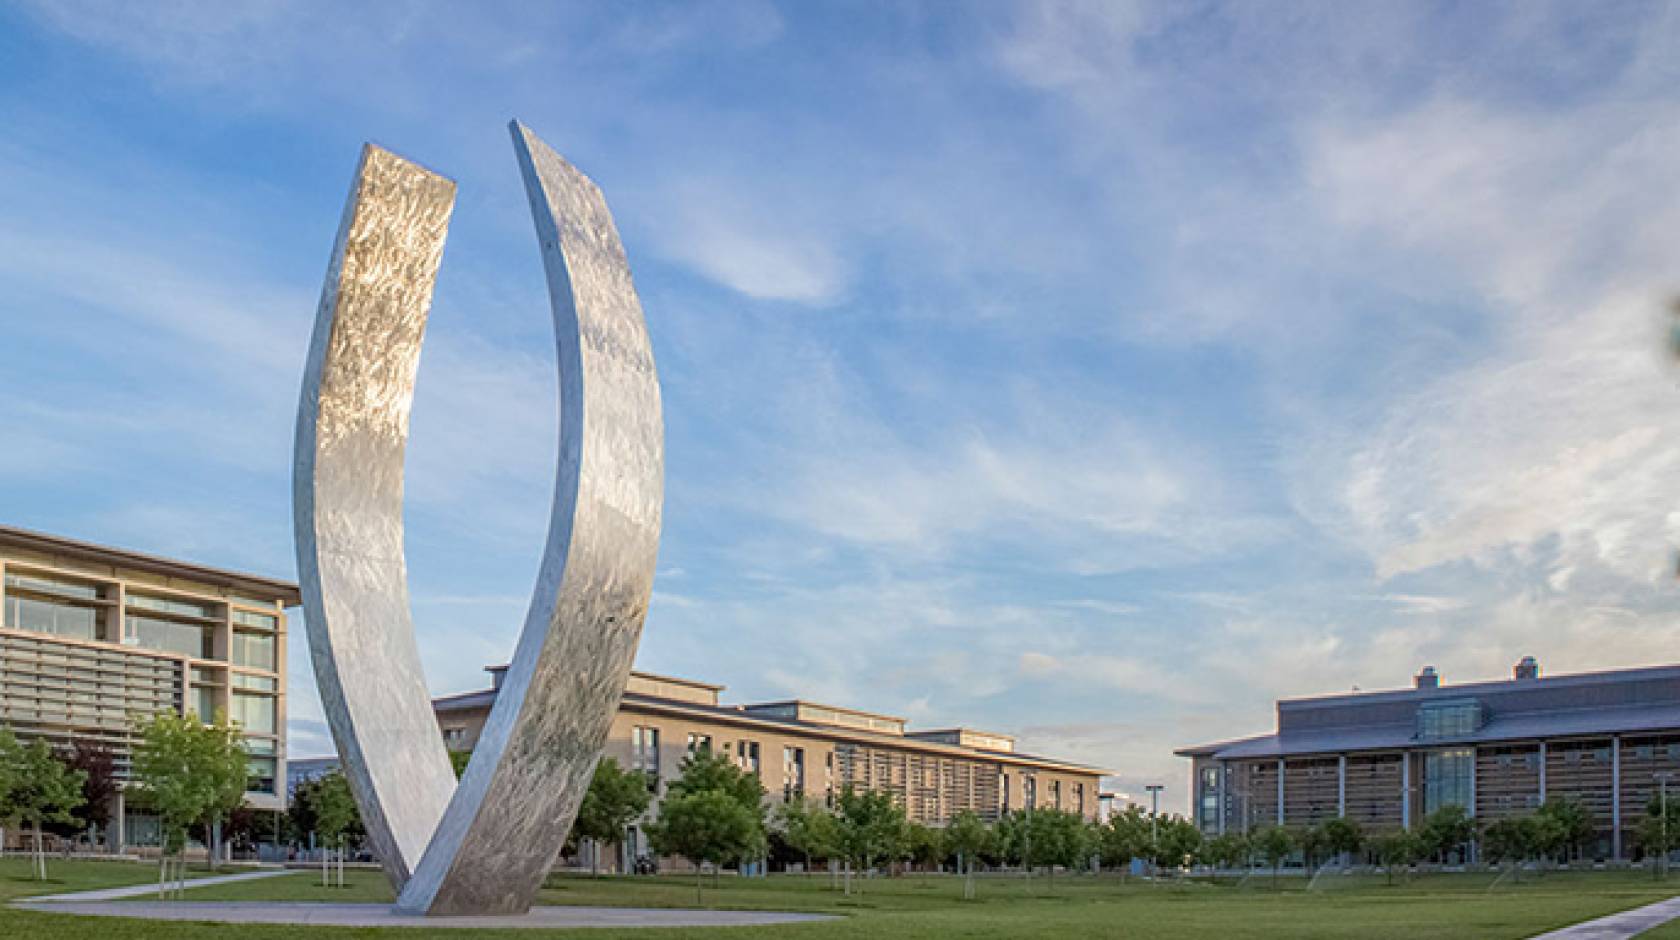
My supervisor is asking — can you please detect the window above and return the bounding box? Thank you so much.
[232,609,277,630]
[193,686,218,722]
[1002,772,1011,811]
[233,673,277,691]
[738,741,760,775]
[686,733,712,756]
[1024,776,1038,810]
[129,593,217,619]
[443,727,466,749]
[1423,749,1474,814]
[233,631,276,670]
[1075,782,1086,815]
[231,691,276,734]
[247,756,277,794]
[632,726,660,789]
[783,746,805,799]
[1050,780,1062,809]
[125,615,211,658]
[1416,699,1483,740]
[5,571,106,641]
[825,751,835,806]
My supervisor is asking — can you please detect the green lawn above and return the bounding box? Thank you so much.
[5,858,1680,938]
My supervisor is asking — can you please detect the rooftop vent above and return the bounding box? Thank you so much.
[1514,656,1540,681]
[1415,666,1440,690]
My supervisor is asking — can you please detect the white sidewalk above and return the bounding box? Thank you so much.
[1531,895,1680,939]
[23,868,293,902]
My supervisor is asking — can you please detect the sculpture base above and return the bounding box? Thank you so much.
[16,900,835,929]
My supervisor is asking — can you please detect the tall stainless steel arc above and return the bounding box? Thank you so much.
[395,122,663,915]
[294,123,663,916]
[293,144,460,891]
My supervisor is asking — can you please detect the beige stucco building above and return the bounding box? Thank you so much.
[0,525,298,849]
[435,664,1108,866]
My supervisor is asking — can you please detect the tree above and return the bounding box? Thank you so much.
[1638,792,1680,877]
[1295,825,1325,871]
[1535,797,1593,864]
[64,742,120,849]
[1019,809,1089,885]
[648,789,761,905]
[131,711,249,897]
[944,810,993,900]
[1420,805,1476,864]
[0,735,86,880]
[573,758,653,875]
[774,798,840,878]
[834,787,908,894]
[1481,816,1537,876]
[449,749,472,778]
[311,771,359,887]
[1096,806,1151,874]
[1154,815,1203,872]
[665,751,765,817]
[0,728,17,858]
[1322,816,1364,865]
[1251,825,1294,887]
[903,822,944,872]
[1203,833,1250,882]
[1370,830,1424,885]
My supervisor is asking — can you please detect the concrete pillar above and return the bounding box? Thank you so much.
[1612,736,1623,860]
[1337,755,1347,818]
[1216,761,1227,836]
[111,790,125,855]
[1276,758,1285,826]
[1538,741,1547,804]
[1401,752,1411,830]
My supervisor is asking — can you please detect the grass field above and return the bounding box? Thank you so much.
[4,857,1680,938]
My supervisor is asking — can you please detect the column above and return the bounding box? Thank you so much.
[1401,752,1411,830]
[1276,758,1285,826]
[1538,741,1547,803]
[1337,755,1347,818]
[110,790,125,855]
[1612,736,1622,861]
[1216,761,1227,836]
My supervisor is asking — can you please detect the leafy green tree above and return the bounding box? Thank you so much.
[0,727,20,858]
[0,735,86,879]
[449,749,472,778]
[1295,824,1325,870]
[944,810,993,899]
[903,821,944,872]
[834,787,908,894]
[1020,809,1089,885]
[1251,825,1294,887]
[1481,815,1537,875]
[574,758,653,875]
[131,711,249,896]
[648,789,761,905]
[1154,815,1203,871]
[1322,816,1364,864]
[774,798,840,878]
[1418,805,1476,864]
[1638,792,1680,877]
[666,751,766,818]
[1096,805,1150,873]
[1202,832,1250,881]
[308,771,360,887]
[1370,829,1425,885]
[1535,797,1593,864]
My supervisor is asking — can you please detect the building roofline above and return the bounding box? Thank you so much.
[432,683,1113,776]
[0,524,301,605]
[741,699,907,724]
[1278,662,1680,710]
[484,663,727,692]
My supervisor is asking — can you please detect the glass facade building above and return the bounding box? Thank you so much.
[0,525,298,851]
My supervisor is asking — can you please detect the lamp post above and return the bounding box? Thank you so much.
[1146,784,1165,875]
[1657,772,1676,878]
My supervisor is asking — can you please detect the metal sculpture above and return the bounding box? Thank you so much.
[293,122,663,916]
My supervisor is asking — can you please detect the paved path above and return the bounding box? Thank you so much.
[1531,895,1680,939]
[22,868,294,901]
[13,900,837,929]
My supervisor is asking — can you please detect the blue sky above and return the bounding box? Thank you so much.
[3,1,1679,812]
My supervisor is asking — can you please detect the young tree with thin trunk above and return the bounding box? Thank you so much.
[648,789,760,905]
[1252,825,1294,888]
[1,735,86,880]
[310,771,359,888]
[944,810,993,900]
[65,742,120,851]
[573,758,652,875]
[774,797,840,879]
[131,711,249,897]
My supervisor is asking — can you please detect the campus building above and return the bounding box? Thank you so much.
[0,525,297,849]
[1177,658,1680,860]
[432,664,1108,866]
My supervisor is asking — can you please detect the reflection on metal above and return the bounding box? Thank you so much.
[294,123,663,917]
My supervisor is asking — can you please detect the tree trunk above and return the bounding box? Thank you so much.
[696,864,704,906]
[35,823,45,880]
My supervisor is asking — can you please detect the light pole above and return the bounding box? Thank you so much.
[1146,784,1165,875]
[1657,772,1676,878]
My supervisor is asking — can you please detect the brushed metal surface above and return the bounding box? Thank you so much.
[293,144,460,892]
[294,125,663,917]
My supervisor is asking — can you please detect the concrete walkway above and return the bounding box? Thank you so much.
[1531,895,1680,939]
[13,900,837,929]
[23,868,294,901]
